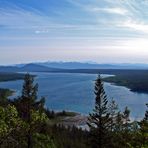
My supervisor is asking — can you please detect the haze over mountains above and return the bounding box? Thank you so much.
[0,62,148,73]
[39,62,148,70]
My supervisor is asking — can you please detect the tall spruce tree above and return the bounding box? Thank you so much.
[7,73,57,148]
[21,73,38,120]
[87,75,111,148]
[14,73,46,148]
[22,73,38,148]
[22,73,38,103]
[15,73,45,119]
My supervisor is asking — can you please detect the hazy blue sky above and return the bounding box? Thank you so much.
[0,0,148,65]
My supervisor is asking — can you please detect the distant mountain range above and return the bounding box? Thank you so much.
[38,62,148,69]
[0,62,148,73]
[0,64,60,72]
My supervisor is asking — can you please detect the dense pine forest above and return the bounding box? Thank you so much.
[0,73,147,148]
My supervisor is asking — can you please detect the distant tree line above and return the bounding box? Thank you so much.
[0,73,147,147]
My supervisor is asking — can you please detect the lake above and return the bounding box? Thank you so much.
[0,72,147,120]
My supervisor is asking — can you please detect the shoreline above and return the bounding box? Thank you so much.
[1,71,148,94]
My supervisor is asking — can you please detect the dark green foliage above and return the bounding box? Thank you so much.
[22,73,38,100]
[0,73,54,147]
[138,104,148,147]
[123,107,130,131]
[46,109,55,119]
[0,88,13,106]
[0,72,25,82]
[144,103,148,121]
[0,88,13,99]
[114,111,123,132]
[0,105,28,148]
[87,75,148,148]
[120,107,131,147]
[45,124,89,148]
[15,73,49,148]
[13,73,44,120]
[45,109,77,119]
[0,73,148,148]
[87,75,112,148]
[103,70,148,93]
[108,99,118,131]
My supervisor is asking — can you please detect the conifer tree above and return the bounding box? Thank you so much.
[14,73,46,148]
[2,73,57,148]
[139,103,148,147]
[15,73,45,119]
[22,73,38,103]
[144,103,148,121]
[122,106,131,147]
[22,73,38,148]
[123,106,130,132]
[114,111,123,132]
[87,75,111,148]
[22,74,38,120]
[108,99,118,131]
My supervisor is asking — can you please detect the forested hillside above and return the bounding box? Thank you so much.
[0,74,147,148]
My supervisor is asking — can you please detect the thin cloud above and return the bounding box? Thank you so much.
[90,7,128,15]
[0,0,148,64]
[116,20,148,34]
[0,7,45,28]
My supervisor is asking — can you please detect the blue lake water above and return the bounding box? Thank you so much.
[0,72,147,120]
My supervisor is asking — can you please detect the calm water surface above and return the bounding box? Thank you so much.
[0,72,147,120]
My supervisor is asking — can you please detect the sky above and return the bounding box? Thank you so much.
[0,0,148,65]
